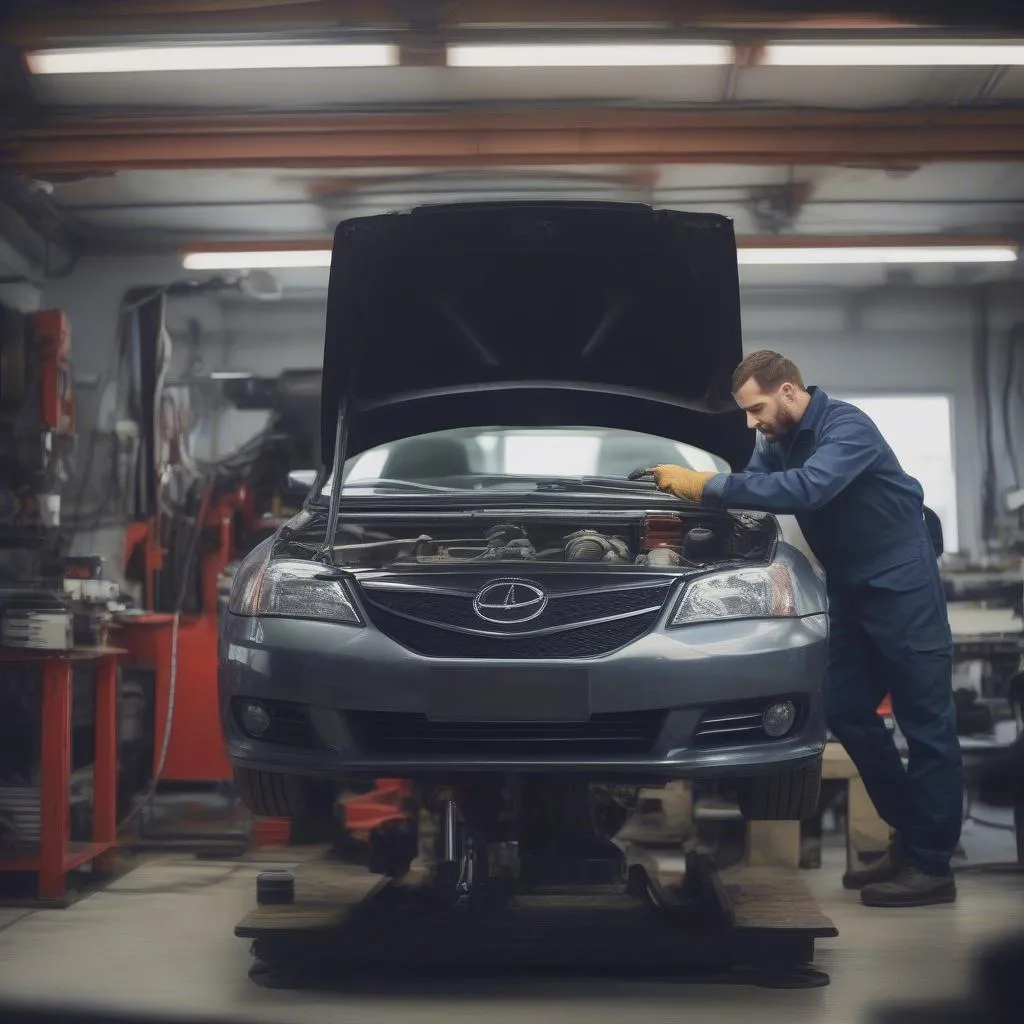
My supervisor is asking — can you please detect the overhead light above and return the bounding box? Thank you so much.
[184,242,1017,271]
[25,44,399,75]
[763,42,1024,66]
[447,43,732,67]
[738,245,1018,265]
[183,250,332,271]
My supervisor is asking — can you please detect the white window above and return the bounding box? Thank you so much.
[838,395,958,553]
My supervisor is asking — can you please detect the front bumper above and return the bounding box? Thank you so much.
[219,611,827,779]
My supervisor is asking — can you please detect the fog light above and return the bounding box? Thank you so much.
[241,702,272,738]
[762,700,796,738]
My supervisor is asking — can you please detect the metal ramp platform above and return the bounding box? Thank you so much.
[235,849,838,990]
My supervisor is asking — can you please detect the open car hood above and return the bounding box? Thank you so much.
[321,202,753,471]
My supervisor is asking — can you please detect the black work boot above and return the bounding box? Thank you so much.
[842,833,904,890]
[861,865,957,908]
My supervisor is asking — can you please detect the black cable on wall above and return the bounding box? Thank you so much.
[1002,322,1024,495]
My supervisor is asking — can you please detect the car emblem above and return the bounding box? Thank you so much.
[473,579,548,624]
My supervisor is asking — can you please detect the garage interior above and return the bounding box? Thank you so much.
[1,1,1024,1022]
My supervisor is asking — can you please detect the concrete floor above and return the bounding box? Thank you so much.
[0,820,1020,1024]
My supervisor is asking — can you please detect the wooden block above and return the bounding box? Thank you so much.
[822,741,859,780]
[618,781,694,845]
[745,820,801,869]
[847,775,890,867]
[822,743,891,869]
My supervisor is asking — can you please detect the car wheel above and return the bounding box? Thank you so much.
[234,766,329,821]
[737,759,822,821]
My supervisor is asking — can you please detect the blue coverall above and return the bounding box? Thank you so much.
[702,386,963,875]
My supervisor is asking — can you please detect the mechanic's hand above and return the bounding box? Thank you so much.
[650,465,717,502]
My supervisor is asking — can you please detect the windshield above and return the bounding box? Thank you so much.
[315,426,728,497]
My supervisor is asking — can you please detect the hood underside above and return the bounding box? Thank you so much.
[321,201,752,470]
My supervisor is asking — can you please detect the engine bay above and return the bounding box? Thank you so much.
[288,511,775,571]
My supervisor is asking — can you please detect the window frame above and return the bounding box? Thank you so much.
[834,389,959,554]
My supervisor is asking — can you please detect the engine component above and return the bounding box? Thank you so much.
[481,523,536,561]
[564,530,630,564]
[294,510,774,570]
[682,526,718,565]
[636,547,682,567]
[641,514,683,552]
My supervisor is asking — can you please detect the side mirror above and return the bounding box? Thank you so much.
[286,470,317,494]
[923,506,944,557]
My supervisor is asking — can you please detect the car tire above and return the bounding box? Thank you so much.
[234,767,325,820]
[737,759,822,821]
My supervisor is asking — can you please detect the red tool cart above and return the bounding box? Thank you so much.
[0,647,121,904]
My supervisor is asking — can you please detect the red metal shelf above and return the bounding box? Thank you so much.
[0,647,122,902]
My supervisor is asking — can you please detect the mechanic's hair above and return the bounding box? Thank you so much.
[731,350,805,394]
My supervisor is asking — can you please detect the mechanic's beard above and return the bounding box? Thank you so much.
[761,407,797,440]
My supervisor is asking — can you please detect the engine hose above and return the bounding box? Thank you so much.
[477,539,536,560]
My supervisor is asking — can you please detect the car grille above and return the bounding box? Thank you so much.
[348,710,666,758]
[361,583,669,634]
[357,576,671,659]
[363,606,660,658]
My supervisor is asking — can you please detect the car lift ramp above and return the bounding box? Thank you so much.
[235,848,838,990]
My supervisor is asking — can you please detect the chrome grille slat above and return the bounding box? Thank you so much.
[360,602,664,639]
[693,698,805,748]
[699,712,764,726]
[696,723,764,736]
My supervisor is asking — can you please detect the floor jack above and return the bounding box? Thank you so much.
[235,791,838,990]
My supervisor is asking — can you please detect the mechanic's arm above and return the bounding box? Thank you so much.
[743,433,779,474]
[701,413,881,514]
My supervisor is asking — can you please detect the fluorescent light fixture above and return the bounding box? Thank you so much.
[26,44,398,75]
[447,43,732,67]
[183,250,332,271]
[738,246,1018,265]
[764,42,1024,66]
[185,244,1017,271]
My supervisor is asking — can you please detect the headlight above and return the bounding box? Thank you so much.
[228,555,361,625]
[227,538,273,616]
[670,564,796,627]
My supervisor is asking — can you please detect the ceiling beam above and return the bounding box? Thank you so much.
[5,2,930,47]
[177,233,1020,251]
[9,108,1024,175]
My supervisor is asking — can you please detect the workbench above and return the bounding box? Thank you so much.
[0,647,121,904]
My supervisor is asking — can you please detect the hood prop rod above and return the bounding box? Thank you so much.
[315,399,349,566]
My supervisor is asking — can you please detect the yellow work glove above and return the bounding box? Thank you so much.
[651,465,716,502]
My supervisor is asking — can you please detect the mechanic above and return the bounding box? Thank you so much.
[650,349,963,908]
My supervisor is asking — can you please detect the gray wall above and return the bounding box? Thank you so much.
[40,253,1024,566]
[189,285,996,556]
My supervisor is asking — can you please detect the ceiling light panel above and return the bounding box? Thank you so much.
[738,246,1018,265]
[183,250,333,270]
[183,244,1017,271]
[447,43,733,67]
[763,42,1024,66]
[26,44,399,75]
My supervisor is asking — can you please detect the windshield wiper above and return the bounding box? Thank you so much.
[341,478,463,493]
[533,475,659,492]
